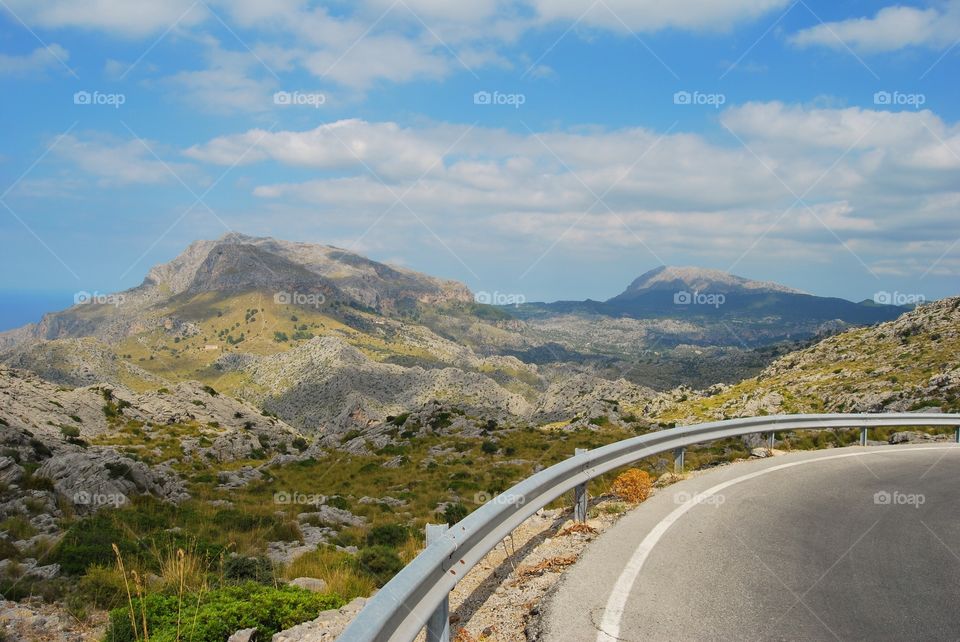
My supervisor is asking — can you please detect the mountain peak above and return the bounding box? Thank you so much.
[614,265,805,299]
[142,232,472,310]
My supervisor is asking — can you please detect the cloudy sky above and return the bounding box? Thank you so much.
[1,0,958,326]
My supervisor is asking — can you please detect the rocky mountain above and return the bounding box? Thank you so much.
[510,266,908,353]
[0,234,658,433]
[614,265,803,298]
[644,296,960,424]
[1,233,473,348]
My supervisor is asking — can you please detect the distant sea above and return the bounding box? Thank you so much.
[0,291,75,332]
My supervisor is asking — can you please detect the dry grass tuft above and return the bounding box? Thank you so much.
[611,468,653,503]
[558,523,597,536]
[515,555,577,580]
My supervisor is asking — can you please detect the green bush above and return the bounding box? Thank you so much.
[223,555,275,584]
[0,537,20,561]
[105,582,343,642]
[76,564,126,610]
[267,520,302,543]
[29,439,52,459]
[53,513,129,575]
[480,440,498,454]
[212,508,263,532]
[366,524,407,548]
[443,502,469,526]
[355,546,404,587]
[0,516,36,540]
[21,470,54,491]
[60,425,81,438]
[326,496,351,511]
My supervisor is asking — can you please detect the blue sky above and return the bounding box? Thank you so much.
[1,0,959,329]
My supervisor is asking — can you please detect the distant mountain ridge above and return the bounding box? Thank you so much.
[601,265,905,325]
[613,265,805,299]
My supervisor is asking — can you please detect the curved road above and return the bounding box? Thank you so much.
[542,444,960,641]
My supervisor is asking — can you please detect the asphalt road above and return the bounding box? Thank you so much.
[541,444,960,641]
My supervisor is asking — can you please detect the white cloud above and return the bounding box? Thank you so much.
[180,103,960,279]
[54,133,192,186]
[157,36,278,114]
[2,0,206,37]
[790,2,960,53]
[0,44,69,75]
[185,119,453,180]
[531,0,790,33]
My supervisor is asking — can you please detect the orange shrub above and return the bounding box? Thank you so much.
[611,469,653,503]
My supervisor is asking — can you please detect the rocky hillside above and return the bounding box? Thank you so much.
[0,365,301,510]
[0,234,664,431]
[644,296,960,424]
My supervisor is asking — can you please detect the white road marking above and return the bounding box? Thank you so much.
[595,446,960,641]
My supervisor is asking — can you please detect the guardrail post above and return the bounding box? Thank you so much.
[955,426,959,443]
[768,432,775,449]
[860,427,868,446]
[425,524,450,642]
[674,447,684,473]
[573,448,588,522]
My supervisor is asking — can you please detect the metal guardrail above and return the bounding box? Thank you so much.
[338,413,960,642]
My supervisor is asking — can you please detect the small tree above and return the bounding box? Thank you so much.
[611,469,653,503]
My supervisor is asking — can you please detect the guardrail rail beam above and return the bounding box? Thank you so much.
[338,413,960,642]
